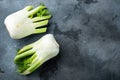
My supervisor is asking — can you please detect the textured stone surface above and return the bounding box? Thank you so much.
[0,0,120,80]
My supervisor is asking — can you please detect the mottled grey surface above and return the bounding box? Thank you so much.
[0,0,120,80]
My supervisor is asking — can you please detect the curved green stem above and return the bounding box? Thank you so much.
[14,50,35,62]
[34,27,47,34]
[32,15,51,22]
[33,20,48,28]
[24,6,33,11]
[17,44,33,54]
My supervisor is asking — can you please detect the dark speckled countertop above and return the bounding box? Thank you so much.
[0,0,120,80]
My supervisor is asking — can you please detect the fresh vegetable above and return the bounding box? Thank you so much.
[4,3,51,39]
[14,34,59,75]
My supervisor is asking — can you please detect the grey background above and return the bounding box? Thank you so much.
[0,0,120,80]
